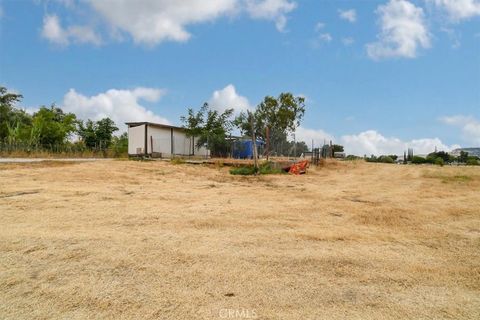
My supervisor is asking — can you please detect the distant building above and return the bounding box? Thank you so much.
[126,122,209,158]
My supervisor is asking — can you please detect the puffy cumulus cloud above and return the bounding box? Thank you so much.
[208,84,252,114]
[88,0,238,44]
[340,130,458,155]
[245,0,297,31]
[41,14,101,45]
[62,87,170,131]
[427,0,480,21]
[441,115,480,145]
[339,9,357,23]
[43,0,297,46]
[366,0,431,60]
[293,126,334,145]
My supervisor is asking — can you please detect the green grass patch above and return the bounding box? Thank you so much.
[230,162,285,175]
[424,171,476,184]
[171,157,186,165]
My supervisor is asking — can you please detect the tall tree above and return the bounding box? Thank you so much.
[77,118,119,150]
[181,103,234,157]
[234,93,306,158]
[32,105,77,146]
[0,86,26,141]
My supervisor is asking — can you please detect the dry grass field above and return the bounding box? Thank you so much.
[1,159,479,319]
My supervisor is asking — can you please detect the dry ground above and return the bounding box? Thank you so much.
[0,160,479,319]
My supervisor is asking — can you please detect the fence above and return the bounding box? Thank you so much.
[0,141,127,157]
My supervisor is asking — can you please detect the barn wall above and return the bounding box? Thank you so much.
[129,123,210,157]
[128,124,146,155]
[171,129,192,156]
[147,126,172,155]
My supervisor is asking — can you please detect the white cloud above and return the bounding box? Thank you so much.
[319,33,333,42]
[208,84,252,114]
[342,37,355,46]
[293,126,458,155]
[42,1,298,46]
[366,0,431,60]
[311,32,333,48]
[440,115,480,145]
[441,27,461,48]
[294,126,334,146]
[88,0,238,45]
[62,87,170,131]
[340,130,458,155]
[314,22,325,31]
[245,0,297,31]
[339,9,357,23]
[427,0,480,21]
[41,14,101,45]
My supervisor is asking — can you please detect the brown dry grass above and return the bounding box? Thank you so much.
[0,160,479,319]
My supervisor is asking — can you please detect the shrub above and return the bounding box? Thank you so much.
[466,158,480,166]
[345,155,361,161]
[230,166,256,175]
[379,156,394,164]
[171,157,185,165]
[411,156,426,164]
[230,162,285,175]
[435,157,445,166]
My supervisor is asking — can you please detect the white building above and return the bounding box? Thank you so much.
[126,122,209,158]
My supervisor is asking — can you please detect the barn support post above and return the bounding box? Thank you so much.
[170,128,174,158]
[144,124,148,157]
[150,136,153,157]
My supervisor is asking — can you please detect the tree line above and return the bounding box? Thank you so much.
[0,86,127,156]
[181,92,309,158]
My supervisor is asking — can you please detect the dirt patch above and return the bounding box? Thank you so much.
[0,160,479,319]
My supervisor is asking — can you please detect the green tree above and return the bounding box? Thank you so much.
[112,132,128,156]
[412,156,426,164]
[0,86,29,142]
[332,144,344,153]
[435,157,445,166]
[235,93,306,157]
[181,103,234,157]
[77,118,119,150]
[32,105,77,147]
[459,151,469,163]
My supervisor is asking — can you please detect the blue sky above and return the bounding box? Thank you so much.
[0,0,479,155]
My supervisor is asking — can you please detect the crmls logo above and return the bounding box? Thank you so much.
[219,308,257,319]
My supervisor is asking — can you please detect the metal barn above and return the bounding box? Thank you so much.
[126,122,209,158]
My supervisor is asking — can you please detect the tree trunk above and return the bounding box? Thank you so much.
[249,111,258,173]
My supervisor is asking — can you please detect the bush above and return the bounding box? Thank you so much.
[378,156,394,164]
[435,157,445,166]
[230,166,256,175]
[230,162,285,175]
[466,158,480,166]
[345,155,361,161]
[258,162,284,174]
[411,156,426,164]
[171,157,185,165]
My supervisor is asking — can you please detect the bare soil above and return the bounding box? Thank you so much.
[1,160,479,319]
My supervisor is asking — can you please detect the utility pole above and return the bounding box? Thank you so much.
[293,133,296,160]
[248,111,258,173]
[266,126,270,161]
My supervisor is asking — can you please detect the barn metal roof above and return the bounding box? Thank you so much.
[125,122,184,130]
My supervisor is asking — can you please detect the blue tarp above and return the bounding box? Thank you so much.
[232,140,264,159]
